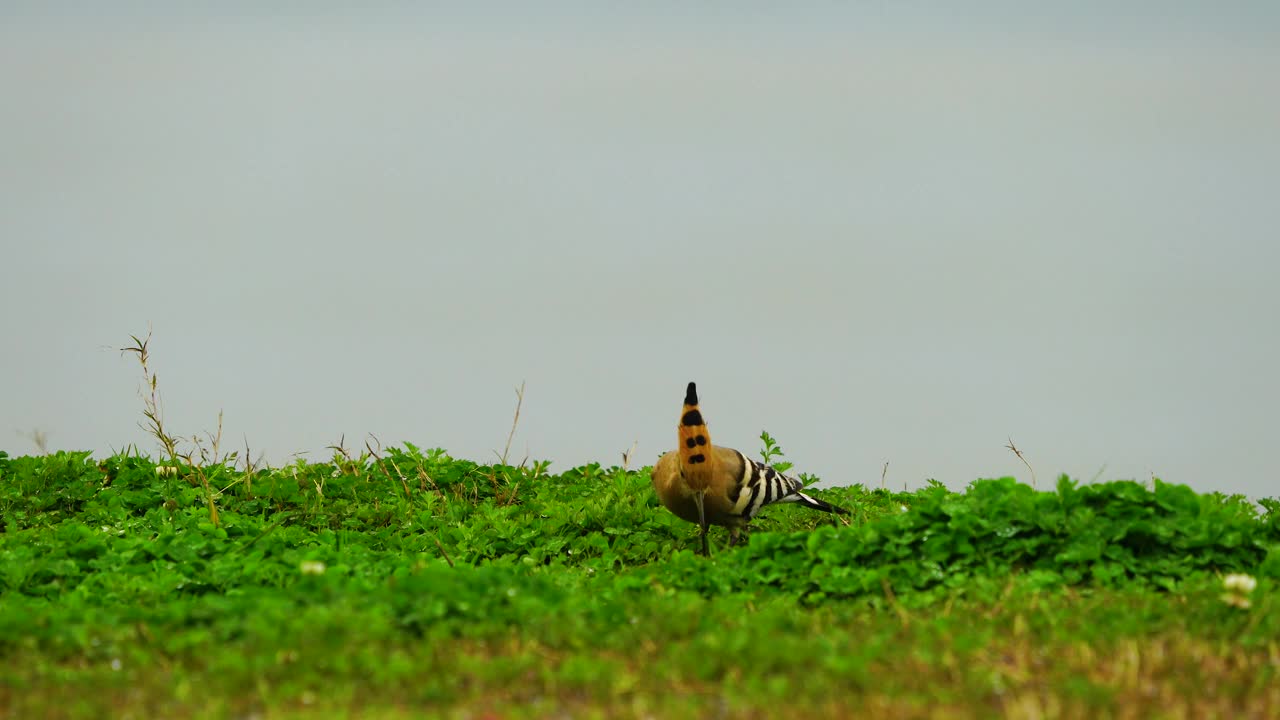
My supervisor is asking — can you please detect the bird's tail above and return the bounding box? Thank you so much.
[767,466,850,516]
[787,490,850,516]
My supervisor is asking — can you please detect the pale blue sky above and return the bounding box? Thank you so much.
[3,5,1278,497]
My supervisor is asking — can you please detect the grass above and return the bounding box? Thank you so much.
[0,336,1276,718]
[1,444,1276,719]
[2,585,1275,719]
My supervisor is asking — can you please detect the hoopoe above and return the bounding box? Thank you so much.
[651,382,849,555]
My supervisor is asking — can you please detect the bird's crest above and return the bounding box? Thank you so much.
[677,381,716,491]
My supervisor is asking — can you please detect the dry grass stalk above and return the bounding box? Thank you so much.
[1005,437,1038,489]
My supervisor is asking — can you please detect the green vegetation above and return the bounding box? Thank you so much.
[1,442,1277,719]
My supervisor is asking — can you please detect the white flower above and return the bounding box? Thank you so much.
[299,560,326,575]
[1221,573,1258,609]
[1221,593,1252,609]
[1223,573,1257,594]
[155,466,178,477]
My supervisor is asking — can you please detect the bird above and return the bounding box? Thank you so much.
[651,381,849,555]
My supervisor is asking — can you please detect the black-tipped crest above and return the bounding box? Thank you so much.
[677,380,714,490]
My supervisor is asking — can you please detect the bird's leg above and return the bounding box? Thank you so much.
[694,490,709,556]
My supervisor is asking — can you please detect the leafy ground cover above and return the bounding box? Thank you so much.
[1,444,1277,719]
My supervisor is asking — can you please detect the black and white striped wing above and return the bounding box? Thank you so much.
[725,450,847,521]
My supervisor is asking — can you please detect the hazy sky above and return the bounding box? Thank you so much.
[3,5,1278,498]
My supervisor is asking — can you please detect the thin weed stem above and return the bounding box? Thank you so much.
[120,329,221,526]
[499,381,526,467]
[1005,437,1038,489]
